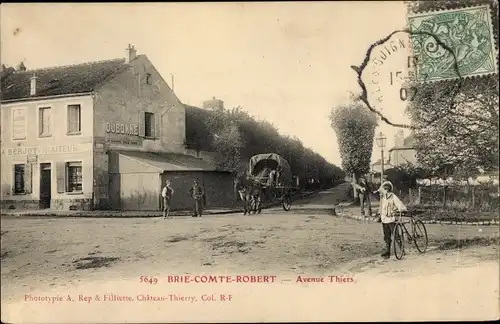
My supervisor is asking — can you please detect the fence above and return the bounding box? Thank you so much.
[395,184,499,212]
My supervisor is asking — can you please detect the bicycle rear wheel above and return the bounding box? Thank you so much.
[413,220,428,253]
[393,223,405,260]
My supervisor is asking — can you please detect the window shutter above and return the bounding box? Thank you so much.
[56,162,66,193]
[24,163,32,194]
[154,113,160,139]
[138,111,145,137]
[39,110,43,135]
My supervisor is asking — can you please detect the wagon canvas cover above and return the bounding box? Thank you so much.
[248,153,292,187]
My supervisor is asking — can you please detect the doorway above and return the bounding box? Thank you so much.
[39,163,51,209]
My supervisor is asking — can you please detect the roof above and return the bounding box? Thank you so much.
[389,133,416,151]
[371,159,392,167]
[115,150,223,172]
[1,58,129,102]
[249,153,291,171]
[248,153,292,186]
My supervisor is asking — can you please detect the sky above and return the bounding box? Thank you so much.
[1,2,412,166]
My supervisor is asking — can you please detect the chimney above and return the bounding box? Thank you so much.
[30,73,39,96]
[394,130,405,147]
[125,44,137,63]
[202,97,224,110]
[18,62,26,71]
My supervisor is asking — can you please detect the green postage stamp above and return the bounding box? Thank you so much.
[408,5,498,82]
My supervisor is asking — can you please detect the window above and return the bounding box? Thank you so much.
[67,104,81,134]
[66,162,82,192]
[14,164,25,194]
[12,107,27,140]
[39,107,51,136]
[144,112,154,137]
[146,73,152,85]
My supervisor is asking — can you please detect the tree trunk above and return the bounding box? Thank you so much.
[351,173,359,204]
[443,186,448,208]
[471,186,476,210]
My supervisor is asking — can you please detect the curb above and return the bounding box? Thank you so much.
[0,190,322,219]
[0,209,242,218]
[335,211,499,226]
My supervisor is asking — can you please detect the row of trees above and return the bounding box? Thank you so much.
[186,105,345,188]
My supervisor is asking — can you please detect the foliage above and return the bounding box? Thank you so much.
[185,105,214,151]
[186,105,345,187]
[212,123,244,172]
[203,106,245,173]
[386,162,432,189]
[407,0,499,177]
[329,99,378,178]
[1,65,17,90]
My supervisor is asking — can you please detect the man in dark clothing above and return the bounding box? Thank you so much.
[356,177,373,218]
[235,176,250,215]
[189,179,205,217]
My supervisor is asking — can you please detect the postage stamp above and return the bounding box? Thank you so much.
[408,5,498,82]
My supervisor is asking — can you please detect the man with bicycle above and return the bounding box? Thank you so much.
[378,181,407,259]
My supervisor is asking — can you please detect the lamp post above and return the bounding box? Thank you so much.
[376,132,387,183]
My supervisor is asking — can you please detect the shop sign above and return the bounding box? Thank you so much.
[1,144,90,156]
[105,122,139,136]
[27,155,38,163]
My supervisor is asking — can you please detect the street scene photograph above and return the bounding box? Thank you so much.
[1,1,499,323]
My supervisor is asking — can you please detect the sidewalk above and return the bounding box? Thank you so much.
[0,207,239,218]
[335,201,499,226]
[0,190,320,218]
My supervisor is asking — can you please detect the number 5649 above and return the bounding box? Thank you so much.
[140,276,159,284]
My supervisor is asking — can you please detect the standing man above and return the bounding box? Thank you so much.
[236,176,250,215]
[162,180,174,219]
[189,178,205,217]
[355,176,373,218]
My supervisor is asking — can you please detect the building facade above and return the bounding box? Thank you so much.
[1,45,234,211]
[388,133,417,167]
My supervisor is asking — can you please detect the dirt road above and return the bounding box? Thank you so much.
[1,212,499,322]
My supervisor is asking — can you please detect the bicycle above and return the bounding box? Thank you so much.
[392,210,428,260]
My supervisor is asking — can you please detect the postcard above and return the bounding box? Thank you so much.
[1,1,499,323]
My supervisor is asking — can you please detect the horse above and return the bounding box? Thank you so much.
[235,175,263,215]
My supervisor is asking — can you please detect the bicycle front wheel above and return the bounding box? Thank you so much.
[413,220,428,253]
[393,223,405,260]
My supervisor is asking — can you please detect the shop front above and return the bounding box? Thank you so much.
[0,143,94,210]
